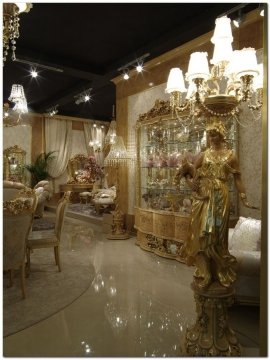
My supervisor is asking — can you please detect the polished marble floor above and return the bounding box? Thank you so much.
[3,214,260,357]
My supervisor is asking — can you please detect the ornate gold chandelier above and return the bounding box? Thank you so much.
[165,16,263,121]
[3,2,32,63]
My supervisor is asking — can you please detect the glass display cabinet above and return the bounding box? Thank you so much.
[134,100,238,261]
[3,145,26,183]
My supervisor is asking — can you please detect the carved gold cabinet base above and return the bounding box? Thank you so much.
[182,281,241,357]
[134,207,190,262]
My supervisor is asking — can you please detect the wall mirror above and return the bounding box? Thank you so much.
[3,145,26,183]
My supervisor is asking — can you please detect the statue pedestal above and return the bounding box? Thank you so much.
[107,208,130,240]
[182,281,242,357]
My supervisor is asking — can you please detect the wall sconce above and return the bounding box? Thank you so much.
[89,140,102,152]
[3,2,32,64]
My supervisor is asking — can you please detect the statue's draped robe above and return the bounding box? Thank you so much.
[186,148,239,287]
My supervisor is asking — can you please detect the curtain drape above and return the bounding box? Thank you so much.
[45,117,73,178]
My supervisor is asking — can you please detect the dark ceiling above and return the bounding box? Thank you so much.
[3,3,258,122]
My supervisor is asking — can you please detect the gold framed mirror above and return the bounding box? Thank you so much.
[3,145,26,183]
[67,154,89,184]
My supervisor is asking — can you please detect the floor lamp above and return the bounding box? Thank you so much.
[104,135,130,240]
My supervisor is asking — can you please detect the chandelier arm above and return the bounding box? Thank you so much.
[175,101,190,113]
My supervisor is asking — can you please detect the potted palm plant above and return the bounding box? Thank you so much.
[25,151,56,187]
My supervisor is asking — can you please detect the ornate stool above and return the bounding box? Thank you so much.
[79,191,92,204]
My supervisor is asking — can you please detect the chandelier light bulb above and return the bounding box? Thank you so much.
[84,95,90,101]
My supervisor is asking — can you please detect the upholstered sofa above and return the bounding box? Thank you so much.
[92,186,116,214]
[3,180,26,201]
[228,216,261,305]
[33,180,53,218]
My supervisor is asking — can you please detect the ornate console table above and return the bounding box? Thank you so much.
[59,183,93,203]
[134,207,190,262]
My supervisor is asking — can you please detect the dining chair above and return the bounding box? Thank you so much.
[26,191,71,273]
[3,188,37,299]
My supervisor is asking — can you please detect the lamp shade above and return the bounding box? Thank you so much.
[186,52,210,81]
[14,3,32,13]
[232,48,259,79]
[210,38,233,65]
[165,68,187,93]
[211,16,233,44]
[253,63,263,90]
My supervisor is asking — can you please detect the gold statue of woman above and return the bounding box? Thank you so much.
[175,118,258,289]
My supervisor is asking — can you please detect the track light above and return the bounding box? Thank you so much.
[259,4,265,16]
[123,70,130,80]
[74,88,92,105]
[30,68,38,78]
[46,105,58,117]
[118,53,150,80]
[136,63,144,73]
[232,10,243,28]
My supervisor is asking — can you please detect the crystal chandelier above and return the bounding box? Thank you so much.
[104,135,130,240]
[104,105,117,145]
[104,135,129,166]
[165,16,263,122]
[3,2,32,64]
[8,84,28,113]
